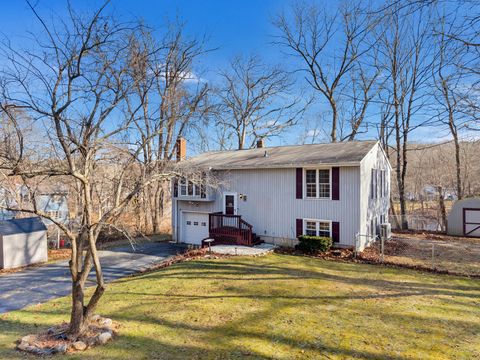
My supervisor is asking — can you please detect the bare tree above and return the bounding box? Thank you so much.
[0,2,183,338]
[377,2,434,230]
[432,14,469,200]
[444,3,480,129]
[274,1,376,142]
[128,23,210,233]
[214,55,306,150]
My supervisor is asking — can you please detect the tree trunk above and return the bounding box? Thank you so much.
[68,280,86,338]
[437,186,447,232]
[330,98,337,142]
[452,131,463,200]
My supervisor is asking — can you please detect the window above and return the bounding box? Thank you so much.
[371,169,377,199]
[201,222,207,227]
[193,221,198,226]
[318,170,330,198]
[178,177,201,197]
[47,210,60,219]
[186,221,191,225]
[180,178,187,196]
[305,221,317,236]
[379,170,384,198]
[318,222,330,237]
[304,220,331,238]
[306,170,317,198]
[380,170,387,197]
[305,169,331,199]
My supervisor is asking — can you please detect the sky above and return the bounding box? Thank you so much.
[0,0,470,150]
[0,0,289,75]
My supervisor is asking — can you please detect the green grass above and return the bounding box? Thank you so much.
[1,254,479,359]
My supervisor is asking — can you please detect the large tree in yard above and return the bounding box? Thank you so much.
[0,1,182,338]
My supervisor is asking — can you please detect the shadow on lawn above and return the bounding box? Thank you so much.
[121,258,480,296]
[106,257,480,359]
[111,333,414,360]
[2,255,479,359]
[0,314,416,360]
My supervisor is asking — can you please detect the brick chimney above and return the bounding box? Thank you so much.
[176,137,186,161]
[256,139,265,148]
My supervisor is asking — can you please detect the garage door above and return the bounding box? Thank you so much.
[464,208,480,237]
[181,212,209,245]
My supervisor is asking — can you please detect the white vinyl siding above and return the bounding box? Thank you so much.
[174,167,360,246]
[359,143,391,250]
[172,141,391,251]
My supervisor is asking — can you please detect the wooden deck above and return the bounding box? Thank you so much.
[208,213,260,246]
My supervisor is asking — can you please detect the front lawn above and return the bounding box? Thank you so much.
[1,254,479,359]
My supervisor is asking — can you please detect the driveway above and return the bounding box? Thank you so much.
[0,242,188,314]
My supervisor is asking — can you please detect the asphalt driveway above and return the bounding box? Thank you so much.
[0,242,187,314]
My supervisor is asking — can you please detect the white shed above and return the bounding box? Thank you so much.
[0,217,48,269]
[447,198,480,237]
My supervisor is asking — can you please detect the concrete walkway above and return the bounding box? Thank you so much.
[209,243,276,256]
[0,242,187,314]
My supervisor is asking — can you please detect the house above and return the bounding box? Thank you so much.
[0,217,48,269]
[171,139,391,251]
[0,185,69,225]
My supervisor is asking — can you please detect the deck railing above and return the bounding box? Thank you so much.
[208,213,253,246]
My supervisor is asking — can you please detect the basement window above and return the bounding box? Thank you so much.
[304,219,331,237]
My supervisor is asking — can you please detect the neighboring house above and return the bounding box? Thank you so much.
[0,217,48,269]
[171,139,391,251]
[0,185,69,225]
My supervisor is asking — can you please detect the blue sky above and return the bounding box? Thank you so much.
[1,0,288,71]
[0,0,466,148]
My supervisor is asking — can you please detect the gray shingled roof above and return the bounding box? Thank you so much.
[0,217,47,236]
[181,140,377,170]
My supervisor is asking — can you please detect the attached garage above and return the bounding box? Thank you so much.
[180,211,209,245]
[0,217,48,269]
[447,198,480,237]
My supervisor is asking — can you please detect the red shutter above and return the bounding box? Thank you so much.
[332,167,340,200]
[332,221,340,243]
[296,218,303,238]
[296,168,303,199]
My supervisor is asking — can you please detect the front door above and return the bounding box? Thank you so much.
[224,193,237,215]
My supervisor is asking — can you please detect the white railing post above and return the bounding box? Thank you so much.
[354,233,359,259]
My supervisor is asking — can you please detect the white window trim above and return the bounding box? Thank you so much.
[303,168,332,200]
[303,219,332,237]
[178,177,201,198]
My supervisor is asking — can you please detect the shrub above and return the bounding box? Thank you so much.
[296,235,332,254]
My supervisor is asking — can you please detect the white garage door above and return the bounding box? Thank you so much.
[181,212,209,245]
[464,208,480,237]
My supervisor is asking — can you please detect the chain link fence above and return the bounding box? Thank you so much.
[358,232,480,277]
[389,214,443,231]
